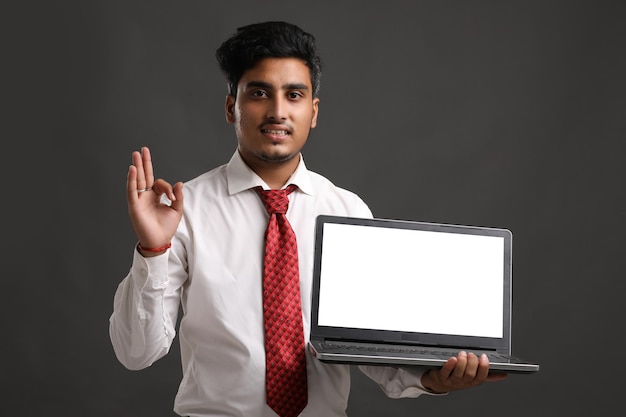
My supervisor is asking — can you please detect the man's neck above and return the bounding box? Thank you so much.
[240,152,301,190]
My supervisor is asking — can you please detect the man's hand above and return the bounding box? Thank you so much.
[420,351,508,394]
[127,146,184,256]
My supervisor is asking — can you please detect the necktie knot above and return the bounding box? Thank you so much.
[256,184,298,215]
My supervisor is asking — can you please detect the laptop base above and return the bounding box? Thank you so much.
[308,340,540,374]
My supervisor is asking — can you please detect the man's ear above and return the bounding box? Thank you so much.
[311,97,320,128]
[225,95,236,124]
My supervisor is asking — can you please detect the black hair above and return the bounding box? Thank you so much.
[215,21,322,98]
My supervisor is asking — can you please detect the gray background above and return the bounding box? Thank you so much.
[3,0,625,415]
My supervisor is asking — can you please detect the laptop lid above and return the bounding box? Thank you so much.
[309,215,539,373]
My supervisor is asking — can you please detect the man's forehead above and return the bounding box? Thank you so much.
[239,57,312,89]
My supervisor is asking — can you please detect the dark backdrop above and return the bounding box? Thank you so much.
[3,1,625,416]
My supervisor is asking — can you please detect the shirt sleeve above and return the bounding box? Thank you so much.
[358,365,448,398]
[108,246,184,370]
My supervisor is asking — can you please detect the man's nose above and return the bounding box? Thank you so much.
[266,96,287,120]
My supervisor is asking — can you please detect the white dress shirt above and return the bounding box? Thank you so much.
[109,151,430,417]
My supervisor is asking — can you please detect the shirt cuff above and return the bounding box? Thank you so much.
[358,366,448,398]
[130,244,170,292]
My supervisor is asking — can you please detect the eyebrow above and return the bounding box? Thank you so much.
[245,81,310,91]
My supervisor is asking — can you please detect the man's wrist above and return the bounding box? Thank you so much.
[420,371,447,394]
[136,242,171,257]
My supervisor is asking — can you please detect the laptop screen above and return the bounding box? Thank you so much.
[311,215,512,350]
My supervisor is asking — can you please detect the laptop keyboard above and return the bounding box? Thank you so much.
[320,341,511,362]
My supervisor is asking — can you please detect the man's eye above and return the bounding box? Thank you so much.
[288,92,302,99]
[251,90,267,97]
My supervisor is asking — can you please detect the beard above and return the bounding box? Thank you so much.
[257,149,299,164]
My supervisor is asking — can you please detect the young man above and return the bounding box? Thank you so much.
[109,21,505,417]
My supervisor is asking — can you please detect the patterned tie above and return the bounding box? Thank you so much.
[255,184,307,417]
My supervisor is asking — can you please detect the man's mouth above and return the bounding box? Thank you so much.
[261,129,290,136]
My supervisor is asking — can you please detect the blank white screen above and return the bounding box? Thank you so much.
[317,223,504,338]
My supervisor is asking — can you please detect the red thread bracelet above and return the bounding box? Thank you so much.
[138,242,172,252]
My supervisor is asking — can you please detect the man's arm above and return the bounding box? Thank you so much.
[108,249,182,370]
[109,146,185,369]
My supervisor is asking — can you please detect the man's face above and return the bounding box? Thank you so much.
[226,57,319,171]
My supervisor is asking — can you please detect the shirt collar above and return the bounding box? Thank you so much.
[226,150,314,196]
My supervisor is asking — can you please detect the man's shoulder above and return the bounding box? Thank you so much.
[307,170,357,192]
[184,164,228,187]
[306,170,372,217]
[180,164,229,202]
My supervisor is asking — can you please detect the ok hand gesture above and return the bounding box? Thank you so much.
[126,147,184,256]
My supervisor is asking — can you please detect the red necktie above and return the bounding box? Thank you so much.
[255,185,307,417]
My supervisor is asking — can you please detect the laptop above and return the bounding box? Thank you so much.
[308,215,539,374]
